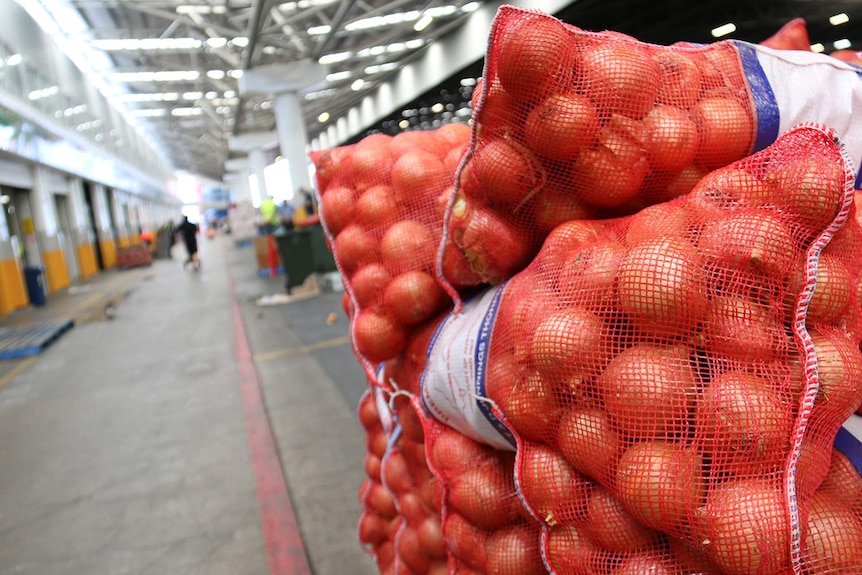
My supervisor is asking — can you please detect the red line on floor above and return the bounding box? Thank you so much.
[227,273,312,575]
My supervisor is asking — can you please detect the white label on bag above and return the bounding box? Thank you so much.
[738,42,862,186]
[420,284,516,451]
[374,376,394,433]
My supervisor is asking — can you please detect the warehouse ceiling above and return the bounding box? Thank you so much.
[29,0,862,181]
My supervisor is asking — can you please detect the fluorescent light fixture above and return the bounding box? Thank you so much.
[6,54,22,66]
[830,13,850,26]
[387,42,406,53]
[319,51,352,64]
[224,90,237,98]
[326,71,352,82]
[414,14,433,32]
[365,62,399,74]
[91,38,202,51]
[207,70,226,79]
[318,112,330,123]
[231,37,249,47]
[109,70,201,82]
[176,5,225,14]
[431,103,444,113]
[460,77,477,87]
[346,11,420,32]
[462,2,480,12]
[398,119,409,129]
[308,25,332,35]
[711,23,736,38]
[206,37,228,48]
[63,104,87,116]
[811,43,825,53]
[130,109,168,117]
[228,69,244,78]
[427,6,457,17]
[405,39,425,49]
[206,91,218,99]
[305,88,337,100]
[834,38,852,50]
[172,107,204,117]
[182,91,203,100]
[351,79,365,91]
[28,85,59,100]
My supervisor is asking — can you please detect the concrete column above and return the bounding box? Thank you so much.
[273,91,312,192]
[248,149,269,202]
[92,185,116,268]
[31,167,70,293]
[239,61,327,197]
[68,177,98,280]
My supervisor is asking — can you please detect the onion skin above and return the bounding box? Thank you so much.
[617,238,707,337]
[802,493,862,573]
[700,479,790,575]
[584,486,658,553]
[558,407,620,484]
[615,440,705,532]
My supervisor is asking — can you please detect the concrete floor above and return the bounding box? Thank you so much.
[0,236,376,575]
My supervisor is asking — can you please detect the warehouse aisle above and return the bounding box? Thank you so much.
[0,236,375,575]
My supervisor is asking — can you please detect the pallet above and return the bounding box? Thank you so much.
[0,320,74,360]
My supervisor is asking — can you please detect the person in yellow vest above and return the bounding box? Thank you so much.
[292,188,316,226]
[259,197,280,235]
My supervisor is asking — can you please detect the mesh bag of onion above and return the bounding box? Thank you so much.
[422,124,862,574]
[358,386,400,571]
[309,125,477,382]
[439,5,862,299]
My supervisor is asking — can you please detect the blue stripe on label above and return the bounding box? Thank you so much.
[835,426,862,477]
[734,42,780,154]
[474,281,516,448]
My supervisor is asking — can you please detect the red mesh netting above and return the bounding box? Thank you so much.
[381,397,448,575]
[309,125,475,381]
[422,415,546,575]
[422,124,862,574]
[358,387,400,572]
[439,5,758,296]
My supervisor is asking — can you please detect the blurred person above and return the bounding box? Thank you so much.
[259,197,281,234]
[175,215,200,271]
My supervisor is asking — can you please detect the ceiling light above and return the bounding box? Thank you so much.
[228,70,244,78]
[414,14,433,32]
[263,46,277,54]
[261,100,272,109]
[172,107,203,117]
[346,11,416,32]
[318,112,330,123]
[207,70,226,79]
[830,13,850,26]
[365,62,399,74]
[351,79,365,91]
[387,43,406,53]
[206,38,228,48]
[326,71,351,82]
[460,77,477,87]
[182,91,203,100]
[431,103,444,113]
[224,90,236,98]
[834,38,852,50]
[462,2,480,12]
[279,2,298,11]
[711,23,736,38]
[109,70,201,82]
[28,85,59,100]
[176,5,220,14]
[319,51,352,64]
[427,6,457,17]
[231,37,249,47]
[399,119,410,129]
[6,54,22,66]
[405,39,425,49]
[305,88,337,100]
[206,91,218,99]
[811,43,825,53]
[308,25,331,35]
